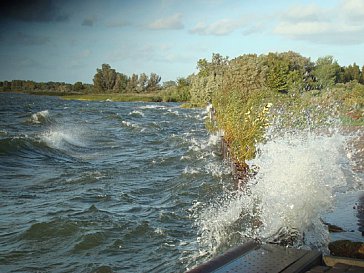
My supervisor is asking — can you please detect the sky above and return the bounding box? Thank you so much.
[0,0,364,84]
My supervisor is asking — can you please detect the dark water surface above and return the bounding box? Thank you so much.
[0,93,232,273]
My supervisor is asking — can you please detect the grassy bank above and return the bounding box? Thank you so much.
[61,92,162,102]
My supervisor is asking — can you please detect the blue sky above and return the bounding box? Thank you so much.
[0,0,364,84]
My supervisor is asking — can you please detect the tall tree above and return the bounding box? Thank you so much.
[113,73,128,93]
[73,81,84,92]
[344,63,361,82]
[266,53,289,93]
[137,73,148,93]
[146,73,161,92]
[313,56,339,89]
[126,74,138,93]
[93,64,117,92]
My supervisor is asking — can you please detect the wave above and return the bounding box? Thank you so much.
[40,128,85,150]
[28,110,51,124]
[188,133,221,152]
[194,128,357,257]
[0,136,27,157]
[183,162,230,178]
[129,110,145,117]
[138,105,167,110]
[0,125,88,162]
[23,220,80,240]
[0,134,78,164]
[121,120,140,129]
[0,135,47,156]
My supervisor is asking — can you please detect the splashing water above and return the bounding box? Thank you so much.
[193,126,359,259]
[249,130,350,246]
[30,110,50,124]
[40,126,86,150]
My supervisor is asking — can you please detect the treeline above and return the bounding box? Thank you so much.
[93,64,162,93]
[183,51,364,167]
[186,52,364,106]
[0,80,93,94]
[0,63,164,95]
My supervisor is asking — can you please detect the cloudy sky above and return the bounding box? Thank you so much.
[0,0,364,84]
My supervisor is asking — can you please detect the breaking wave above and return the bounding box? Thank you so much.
[29,110,51,124]
[193,127,359,260]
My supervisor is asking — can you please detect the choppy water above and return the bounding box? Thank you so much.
[0,93,363,273]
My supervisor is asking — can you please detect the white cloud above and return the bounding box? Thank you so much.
[275,22,332,36]
[147,13,184,30]
[190,19,245,36]
[279,4,325,23]
[273,1,364,45]
[342,0,364,16]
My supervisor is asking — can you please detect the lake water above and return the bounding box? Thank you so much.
[0,93,363,273]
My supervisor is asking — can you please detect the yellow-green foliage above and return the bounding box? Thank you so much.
[211,54,274,165]
[201,52,364,166]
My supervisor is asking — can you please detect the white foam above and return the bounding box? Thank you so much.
[188,133,221,152]
[40,127,84,149]
[138,105,166,110]
[30,110,49,124]
[249,131,349,246]
[121,120,139,129]
[129,110,145,117]
[167,109,179,116]
[193,128,355,256]
[184,166,200,175]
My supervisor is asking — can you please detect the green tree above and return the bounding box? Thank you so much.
[93,64,117,92]
[146,73,161,92]
[73,81,84,92]
[126,74,138,93]
[190,53,229,105]
[113,73,128,93]
[162,80,176,89]
[137,73,148,93]
[266,53,289,93]
[313,56,340,89]
[344,63,361,82]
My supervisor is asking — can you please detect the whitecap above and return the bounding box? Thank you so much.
[138,105,166,110]
[30,110,49,124]
[183,166,200,175]
[129,110,145,117]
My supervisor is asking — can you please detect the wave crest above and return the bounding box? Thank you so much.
[29,110,50,124]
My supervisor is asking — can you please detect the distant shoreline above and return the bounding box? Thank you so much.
[61,92,163,102]
[0,91,163,103]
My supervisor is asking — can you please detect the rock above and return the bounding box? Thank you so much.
[328,240,364,259]
[327,223,345,233]
[321,221,345,232]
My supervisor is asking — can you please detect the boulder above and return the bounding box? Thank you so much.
[328,240,364,259]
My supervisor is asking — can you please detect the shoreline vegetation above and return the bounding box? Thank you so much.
[1,51,363,165]
[61,92,162,102]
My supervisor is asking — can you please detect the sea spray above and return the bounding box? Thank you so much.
[193,127,355,259]
[249,129,349,248]
[40,126,87,150]
[29,110,50,124]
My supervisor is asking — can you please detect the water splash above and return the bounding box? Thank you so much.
[193,127,358,259]
[249,129,350,247]
[129,110,145,117]
[40,127,86,150]
[29,110,50,124]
